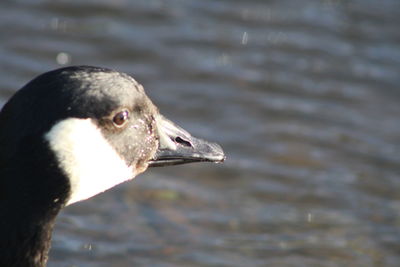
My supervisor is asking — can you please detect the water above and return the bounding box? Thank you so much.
[1,0,400,266]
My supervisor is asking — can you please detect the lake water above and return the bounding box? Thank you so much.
[1,0,399,266]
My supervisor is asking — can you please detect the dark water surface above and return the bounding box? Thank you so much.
[1,0,400,266]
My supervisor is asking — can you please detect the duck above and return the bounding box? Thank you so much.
[0,66,225,267]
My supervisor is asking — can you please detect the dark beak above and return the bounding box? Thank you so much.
[148,115,225,167]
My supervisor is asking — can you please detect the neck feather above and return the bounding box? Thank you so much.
[0,136,69,267]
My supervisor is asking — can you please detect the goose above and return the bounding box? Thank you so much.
[0,66,225,267]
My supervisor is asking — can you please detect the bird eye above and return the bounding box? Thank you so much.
[113,110,129,127]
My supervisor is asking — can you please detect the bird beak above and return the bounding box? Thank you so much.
[148,115,225,167]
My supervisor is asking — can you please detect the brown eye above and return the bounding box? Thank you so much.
[113,110,129,127]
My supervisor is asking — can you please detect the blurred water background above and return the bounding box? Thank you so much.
[1,0,400,266]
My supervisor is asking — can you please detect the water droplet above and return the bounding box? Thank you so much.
[241,32,248,45]
[56,52,71,65]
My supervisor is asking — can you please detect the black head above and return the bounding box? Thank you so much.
[0,65,225,206]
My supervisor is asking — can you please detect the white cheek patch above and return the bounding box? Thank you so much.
[45,118,135,205]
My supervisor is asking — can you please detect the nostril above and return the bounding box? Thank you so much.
[175,136,192,147]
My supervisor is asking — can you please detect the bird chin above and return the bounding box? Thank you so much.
[133,161,149,175]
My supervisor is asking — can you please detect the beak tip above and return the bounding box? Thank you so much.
[210,145,226,163]
[215,155,226,163]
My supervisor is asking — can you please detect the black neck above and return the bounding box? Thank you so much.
[0,138,70,267]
